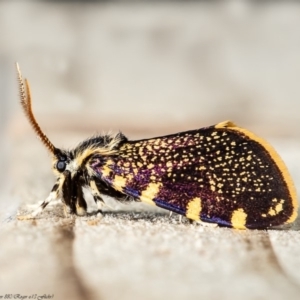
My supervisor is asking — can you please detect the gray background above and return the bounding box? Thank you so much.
[1,1,300,136]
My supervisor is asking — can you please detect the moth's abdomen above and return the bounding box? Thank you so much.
[92,121,297,229]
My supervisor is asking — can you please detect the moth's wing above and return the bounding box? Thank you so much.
[91,121,297,229]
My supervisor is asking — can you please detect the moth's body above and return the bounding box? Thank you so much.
[16,64,298,229]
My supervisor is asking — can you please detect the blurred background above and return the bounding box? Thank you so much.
[1,2,300,298]
[0,0,300,210]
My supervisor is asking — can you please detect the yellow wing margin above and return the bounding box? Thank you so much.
[215,120,298,224]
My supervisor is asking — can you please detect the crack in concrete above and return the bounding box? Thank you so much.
[244,231,300,296]
[52,219,98,300]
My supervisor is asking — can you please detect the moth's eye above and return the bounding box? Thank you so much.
[57,161,66,172]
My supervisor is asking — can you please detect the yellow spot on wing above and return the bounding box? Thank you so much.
[267,200,284,216]
[140,183,162,206]
[268,207,276,216]
[166,161,172,168]
[231,208,247,229]
[101,159,114,176]
[114,175,127,189]
[275,202,284,213]
[101,166,111,177]
[186,197,202,220]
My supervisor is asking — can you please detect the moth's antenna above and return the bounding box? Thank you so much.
[16,63,55,154]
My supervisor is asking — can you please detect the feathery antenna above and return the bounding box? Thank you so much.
[16,63,55,154]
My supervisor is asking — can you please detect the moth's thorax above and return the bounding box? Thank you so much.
[50,133,127,179]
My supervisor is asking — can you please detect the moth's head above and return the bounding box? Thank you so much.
[51,148,72,177]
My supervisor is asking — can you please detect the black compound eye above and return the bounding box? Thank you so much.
[57,161,66,172]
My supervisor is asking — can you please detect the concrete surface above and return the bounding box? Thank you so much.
[0,131,299,300]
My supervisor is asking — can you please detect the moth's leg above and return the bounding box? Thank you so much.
[75,184,87,216]
[195,220,218,228]
[168,211,182,222]
[63,204,71,217]
[18,180,60,220]
[61,170,77,216]
[89,180,105,211]
[27,199,61,209]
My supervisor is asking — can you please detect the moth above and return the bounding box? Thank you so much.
[16,64,298,229]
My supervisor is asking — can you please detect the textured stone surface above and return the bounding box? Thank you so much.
[0,132,299,300]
